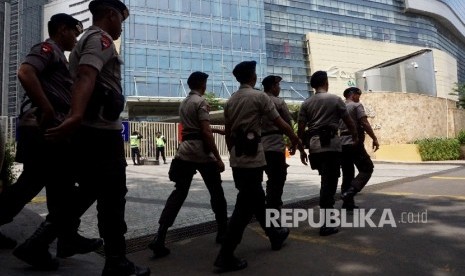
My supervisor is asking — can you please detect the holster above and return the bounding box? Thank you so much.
[234,129,260,157]
[85,82,125,121]
[306,126,337,148]
[168,158,196,182]
[319,126,336,147]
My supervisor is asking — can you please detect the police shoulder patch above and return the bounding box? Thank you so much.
[40,42,53,55]
[101,34,112,50]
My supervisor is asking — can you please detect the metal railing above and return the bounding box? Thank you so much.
[1,119,228,159]
[124,122,228,159]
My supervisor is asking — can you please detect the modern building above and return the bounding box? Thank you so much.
[0,0,10,117]
[5,0,465,120]
[122,0,267,119]
[122,0,465,120]
[43,0,93,39]
[6,0,48,118]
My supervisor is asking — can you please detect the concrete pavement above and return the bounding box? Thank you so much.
[0,157,464,275]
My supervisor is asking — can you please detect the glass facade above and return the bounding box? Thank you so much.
[8,0,48,117]
[264,0,465,98]
[123,0,266,99]
[0,0,9,115]
[439,0,465,20]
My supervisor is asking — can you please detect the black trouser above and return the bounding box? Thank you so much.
[131,147,141,164]
[264,151,287,210]
[221,167,270,253]
[159,159,227,227]
[72,126,127,256]
[341,144,374,194]
[156,147,166,162]
[309,152,341,209]
[0,125,93,237]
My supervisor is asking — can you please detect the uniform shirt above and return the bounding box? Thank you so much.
[176,90,217,163]
[261,92,293,153]
[224,84,280,168]
[22,39,72,122]
[69,25,123,130]
[298,90,348,153]
[339,100,367,145]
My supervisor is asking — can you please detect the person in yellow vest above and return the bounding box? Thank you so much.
[130,131,143,165]
[155,132,167,164]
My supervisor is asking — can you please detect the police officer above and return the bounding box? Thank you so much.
[155,131,167,164]
[214,61,307,272]
[2,13,102,270]
[130,131,143,165]
[45,1,150,275]
[297,71,358,236]
[261,75,293,211]
[148,71,228,258]
[339,87,379,210]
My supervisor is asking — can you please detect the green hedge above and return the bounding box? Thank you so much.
[457,130,465,145]
[0,144,17,188]
[414,138,460,161]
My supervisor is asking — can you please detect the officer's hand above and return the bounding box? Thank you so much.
[289,145,297,155]
[39,106,57,129]
[372,139,380,152]
[45,115,81,141]
[216,159,225,173]
[300,149,308,165]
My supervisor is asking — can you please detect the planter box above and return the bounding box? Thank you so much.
[373,144,422,162]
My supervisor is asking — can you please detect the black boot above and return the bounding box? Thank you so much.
[319,219,339,236]
[340,186,359,201]
[13,221,59,270]
[148,225,170,258]
[56,233,103,258]
[268,227,290,251]
[148,237,170,259]
[214,251,247,272]
[102,256,151,276]
[215,223,227,244]
[0,231,17,249]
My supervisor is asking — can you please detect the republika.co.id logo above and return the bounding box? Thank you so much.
[266,208,428,228]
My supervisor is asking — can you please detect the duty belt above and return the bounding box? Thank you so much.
[182,133,202,141]
[261,130,282,137]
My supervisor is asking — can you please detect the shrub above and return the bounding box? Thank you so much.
[0,143,17,189]
[457,130,465,145]
[414,138,460,161]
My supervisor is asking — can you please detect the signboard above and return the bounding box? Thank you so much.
[122,121,129,142]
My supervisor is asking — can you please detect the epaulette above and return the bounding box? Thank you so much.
[100,33,112,50]
[40,42,53,55]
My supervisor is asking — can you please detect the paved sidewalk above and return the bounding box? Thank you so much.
[0,157,464,275]
[15,156,463,240]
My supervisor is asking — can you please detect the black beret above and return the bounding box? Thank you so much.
[49,13,83,34]
[187,71,209,86]
[233,61,257,82]
[343,87,362,98]
[89,0,129,21]
[262,75,282,88]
